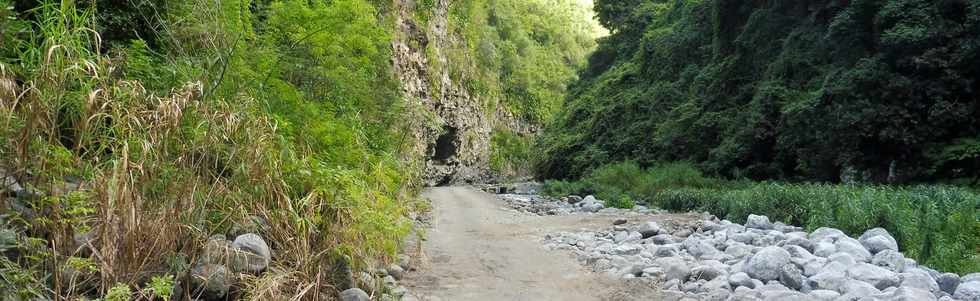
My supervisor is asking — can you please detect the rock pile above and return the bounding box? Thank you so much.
[193,233,273,300]
[545,214,979,301]
[499,193,661,216]
[349,254,418,301]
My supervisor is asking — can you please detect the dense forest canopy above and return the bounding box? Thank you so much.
[537,0,980,183]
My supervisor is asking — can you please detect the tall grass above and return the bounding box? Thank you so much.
[543,162,980,273]
[1,1,417,299]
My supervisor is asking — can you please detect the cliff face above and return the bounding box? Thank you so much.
[392,0,495,186]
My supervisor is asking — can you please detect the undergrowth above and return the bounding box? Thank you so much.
[543,162,980,274]
[0,0,418,299]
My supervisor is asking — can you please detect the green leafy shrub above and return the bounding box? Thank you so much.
[538,0,980,182]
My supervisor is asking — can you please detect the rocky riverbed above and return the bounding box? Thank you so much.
[531,194,980,301]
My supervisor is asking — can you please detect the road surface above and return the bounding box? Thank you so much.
[401,186,666,301]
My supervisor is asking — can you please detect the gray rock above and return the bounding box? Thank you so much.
[582,201,605,213]
[613,219,627,225]
[230,233,272,274]
[190,264,232,299]
[683,237,719,259]
[674,229,693,238]
[382,275,397,288]
[964,273,980,283]
[808,290,840,301]
[732,233,758,244]
[387,264,405,280]
[339,288,370,301]
[783,245,816,262]
[691,265,724,281]
[761,291,809,301]
[835,238,871,262]
[813,241,836,257]
[859,228,899,254]
[567,195,583,204]
[745,215,773,230]
[801,258,827,277]
[656,257,691,282]
[807,270,848,293]
[638,221,662,238]
[784,237,814,253]
[725,243,755,259]
[398,254,412,271]
[651,234,675,245]
[890,286,938,301]
[871,249,906,272]
[828,252,857,266]
[730,272,756,289]
[809,227,846,243]
[654,245,679,257]
[847,263,900,290]
[955,281,980,301]
[840,280,880,299]
[900,268,939,294]
[937,273,960,295]
[779,264,804,290]
[743,246,791,281]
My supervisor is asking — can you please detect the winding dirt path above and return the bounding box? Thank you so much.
[402,186,671,301]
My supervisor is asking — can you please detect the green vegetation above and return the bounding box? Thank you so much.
[0,0,414,299]
[544,162,980,273]
[441,0,604,124]
[537,0,980,183]
[490,128,533,179]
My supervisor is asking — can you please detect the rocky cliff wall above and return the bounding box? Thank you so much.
[392,0,515,186]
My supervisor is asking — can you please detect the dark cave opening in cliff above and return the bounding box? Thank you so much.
[432,126,459,163]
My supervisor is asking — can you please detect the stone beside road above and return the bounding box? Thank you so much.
[532,194,977,301]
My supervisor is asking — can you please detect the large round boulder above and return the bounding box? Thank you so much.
[230,233,272,274]
[743,246,791,281]
[858,228,899,254]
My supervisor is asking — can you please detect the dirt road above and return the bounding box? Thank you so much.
[401,186,666,301]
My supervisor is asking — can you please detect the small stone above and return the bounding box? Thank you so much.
[859,228,899,254]
[778,264,803,290]
[900,268,939,293]
[745,214,773,230]
[729,272,756,289]
[813,241,836,257]
[691,265,724,281]
[890,286,938,301]
[613,219,627,225]
[339,288,370,301]
[835,237,871,262]
[638,221,662,238]
[807,270,847,293]
[656,257,691,282]
[847,263,900,290]
[937,273,960,295]
[387,264,405,280]
[190,264,232,300]
[674,229,693,238]
[954,281,980,301]
[809,227,847,243]
[808,290,840,301]
[871,249,906,272]
[784,237,814,253]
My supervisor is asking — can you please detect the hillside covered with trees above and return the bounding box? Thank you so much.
[537,0,980,184]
